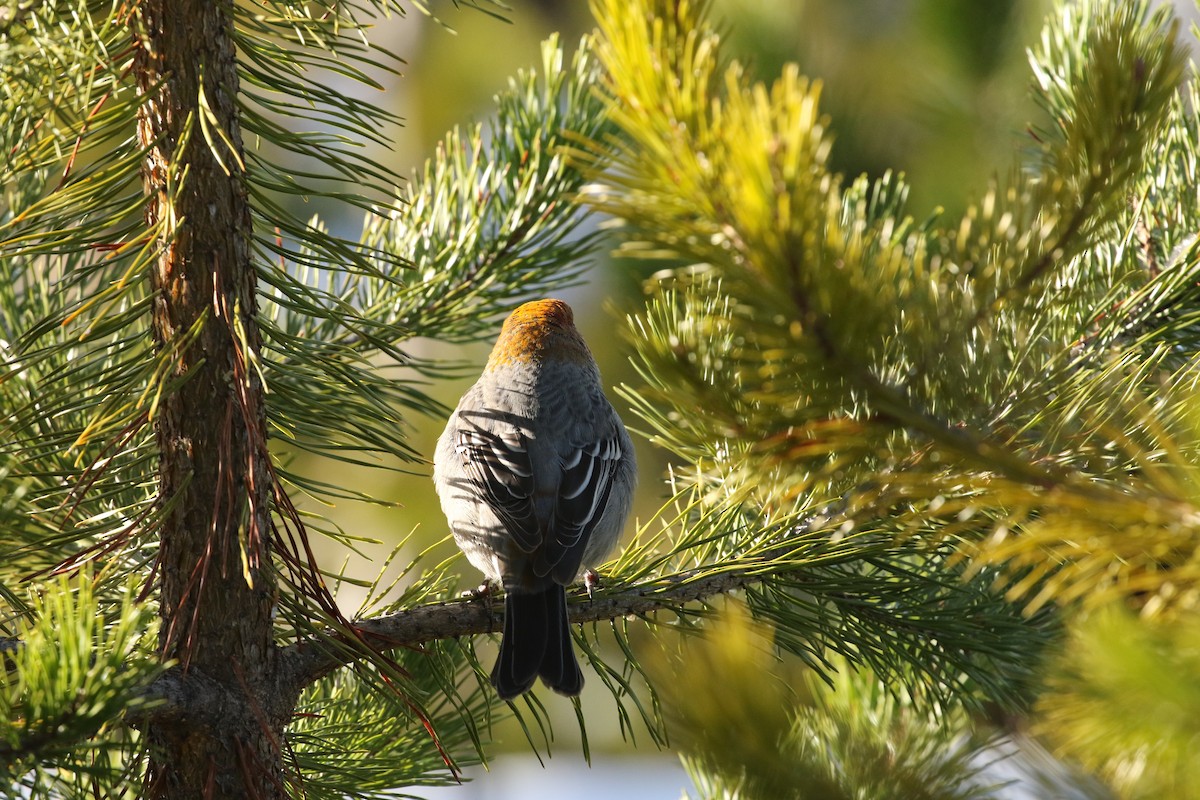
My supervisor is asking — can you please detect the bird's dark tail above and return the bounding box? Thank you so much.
[492,586,583,699]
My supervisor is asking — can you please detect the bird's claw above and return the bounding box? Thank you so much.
[583,569,601,600]
[460,580,501,632]
[460,580,495,601]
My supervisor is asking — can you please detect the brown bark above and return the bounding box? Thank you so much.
[277,563,768,692]
[133,0,281,796]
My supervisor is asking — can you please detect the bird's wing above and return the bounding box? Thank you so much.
[453,424,541,553]
[534,431,626,580]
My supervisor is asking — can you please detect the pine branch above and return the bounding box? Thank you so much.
[278,561,762,696]
[127,581,775,782]
[120,558,772,730]
[274,505,1047,712]
[588,0,1200,621]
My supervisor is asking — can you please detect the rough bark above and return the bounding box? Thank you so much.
[133,0,280,797]
[277,564,765,693]
[123,562,771,731]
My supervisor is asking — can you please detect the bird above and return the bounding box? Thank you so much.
[433,299,637,699]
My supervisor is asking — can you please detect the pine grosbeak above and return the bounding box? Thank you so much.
[433,299,637,698]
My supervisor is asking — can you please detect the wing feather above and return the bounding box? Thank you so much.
[535,431,626,579]
[454,425,540,553]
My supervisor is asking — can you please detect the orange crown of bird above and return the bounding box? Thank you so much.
[485,299,593,370]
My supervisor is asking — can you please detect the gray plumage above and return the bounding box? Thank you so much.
[433,299,636,698]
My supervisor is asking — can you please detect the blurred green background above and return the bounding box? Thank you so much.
[281,0,1058,794]
[300,0,1051,604]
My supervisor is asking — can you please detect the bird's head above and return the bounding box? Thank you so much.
[485,299,593,370]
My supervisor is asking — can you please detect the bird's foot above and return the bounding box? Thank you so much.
[461,579,496,601]
[583,569,602,600]
[461,580,501,632]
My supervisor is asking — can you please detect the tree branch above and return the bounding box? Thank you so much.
[275,565,760,700]
[126,663,293,736]
[121,567,755,730]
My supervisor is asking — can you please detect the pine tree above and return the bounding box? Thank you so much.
[0,1,609,796]
[3,0,1200,798]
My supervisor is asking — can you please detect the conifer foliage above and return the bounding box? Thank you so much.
[588,0,1200,795]
[1,0,1200,797]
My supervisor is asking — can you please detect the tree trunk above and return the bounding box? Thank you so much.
[134,1,281,796]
